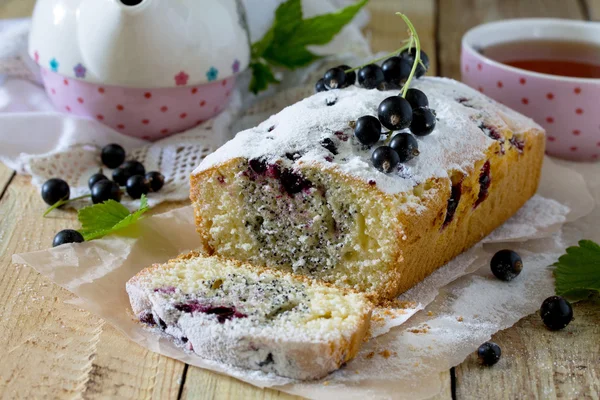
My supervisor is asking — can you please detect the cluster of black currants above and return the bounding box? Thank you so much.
[41,143,165,247]
[315,48,430,93]
[315,46,436,174]
[359,86,436,173]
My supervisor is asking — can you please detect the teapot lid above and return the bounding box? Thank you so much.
[28,0,250,88]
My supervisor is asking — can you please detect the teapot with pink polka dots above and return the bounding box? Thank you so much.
[28,0,250,141]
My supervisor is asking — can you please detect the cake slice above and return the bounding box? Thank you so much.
[126,252,372,380]
[190,77,545,302]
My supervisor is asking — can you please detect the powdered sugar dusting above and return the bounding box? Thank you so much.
[194,77,543,194]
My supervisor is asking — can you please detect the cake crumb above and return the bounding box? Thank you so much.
[379,349,392,359]
[355,370,360,374]
[427,311,434,316]
[365,351,375,359]
[408,324,430,334]
[457,316,464,322]
[323,381,330,386]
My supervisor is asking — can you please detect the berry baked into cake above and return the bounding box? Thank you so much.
[126,252,372,380]
[190,77,545,302]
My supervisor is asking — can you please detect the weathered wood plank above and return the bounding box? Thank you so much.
[0,0,36,18]
[181,368,301,400]
[0,164,15,198]
[365,0,438,76]
[586,0,600,19]
[455,296,600,399]
[438,0,586,79]
[0,176,185,399]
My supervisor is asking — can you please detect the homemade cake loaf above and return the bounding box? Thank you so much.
[126,252,372,379]
[190,77,545,302]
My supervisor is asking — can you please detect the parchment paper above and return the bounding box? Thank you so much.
[12,157,597,399]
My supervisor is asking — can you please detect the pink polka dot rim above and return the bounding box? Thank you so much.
[461,18,600,161]
[40,68,236,141]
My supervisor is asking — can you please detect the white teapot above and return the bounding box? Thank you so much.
[29,0,250,140]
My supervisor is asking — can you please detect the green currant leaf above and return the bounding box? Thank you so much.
[553,240,600,301]
[249,62,280,94]
[285,0,368,47]
[249,0,369,92]
[78,195,149,241]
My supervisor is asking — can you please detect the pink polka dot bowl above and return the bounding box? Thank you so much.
[39,68,236,141]
[28,0,249,141]
[461,19,600,161]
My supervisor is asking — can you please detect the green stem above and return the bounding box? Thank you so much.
[397,13,421,98]
[43,194,91,217]
[344,42,411,73]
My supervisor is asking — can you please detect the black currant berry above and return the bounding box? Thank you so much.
[126,175,150,199]
[112,168,128,186]
[390,132,420,162]
[354,115,382,146]
[101,143,126,169]
[357,64,385,89]
[382,56,412,88]
[88,171,109,190]
[41,178,70,206]
[91,180,122,204]
[490,249,523,281]
[122,160,146,177]
[378,96,413,131]
[371,146,400,173]
[323,67,346,90]
[52,229,85,247]
[400,48,430,78]
[541,296,573,331]
[477,342,501,366]
[405,88,429,109]
[338,65,356,87]
[410,107,436,136]
[315,78,327,93]
[145,171,165,192]
[320,138,338,155]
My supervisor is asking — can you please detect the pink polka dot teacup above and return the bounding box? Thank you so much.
[461,19,600,161]
[28,0,250,141]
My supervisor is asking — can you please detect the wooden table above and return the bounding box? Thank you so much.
[1,0,599,398]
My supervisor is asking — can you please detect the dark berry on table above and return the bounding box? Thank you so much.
[52,229,84,247]
[378,96,413,131]
[541,296,573,331]
[400,48,430,78]
[91,180,122,204]
[88,171,109,190]
[390,132,420,162]
[382,56,412,88]
[490,249,523,281]
[41,178,70,206]
[126,175,150,199]
[371,146,400,173]
[320,138,338,155]
[323,67,346,90]
[405,88,429,109]
[477,342,501,366]
[357,64,385,89]
[145,171,165,192]
[315,78,327,93]
[101,143,126,169]
[337,64,356,87]
[410,107,436,136]
[355,115,382,146]
[122,160,146,178]
[112,167,128,186]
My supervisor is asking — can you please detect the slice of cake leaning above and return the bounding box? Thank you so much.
[190,77,545,302]
[126,252,372,380]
